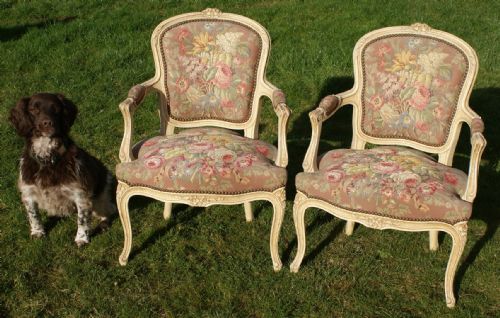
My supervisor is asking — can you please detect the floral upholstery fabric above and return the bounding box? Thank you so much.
[361,35,468,146]
[160,20,262,122]
[117,128,286,193]
[296,147,471,224]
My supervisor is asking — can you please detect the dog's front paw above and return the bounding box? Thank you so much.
[74,229,90,247]
[75,239,89,247]
[75,237,89,247]
[30,229,46,239]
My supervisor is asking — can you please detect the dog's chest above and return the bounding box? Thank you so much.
[31,137,60,160]
[20,180,78,216]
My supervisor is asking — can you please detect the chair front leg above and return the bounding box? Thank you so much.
[290,191,308,273]
[117,182,133,266]
[444,222,468,308]
[269,188,286,271]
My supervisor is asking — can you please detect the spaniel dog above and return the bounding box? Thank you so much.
[9,93,116,246]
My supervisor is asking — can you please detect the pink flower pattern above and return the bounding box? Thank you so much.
[361,36,468,146]
[161,21,261,122]
[117,128,286,193]
[296,147,471,224]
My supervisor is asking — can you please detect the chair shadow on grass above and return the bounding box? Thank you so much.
[0,16,77,42]
[283,79,500,289]
[282,76,354,265]
[127,197,205,260]
[453,86,500,299]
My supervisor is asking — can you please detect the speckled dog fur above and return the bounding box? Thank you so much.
[9,93,116,246]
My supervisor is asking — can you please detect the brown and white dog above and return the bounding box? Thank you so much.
[9,93,116,246]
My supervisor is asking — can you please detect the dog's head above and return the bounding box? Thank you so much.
[9,93,78,138]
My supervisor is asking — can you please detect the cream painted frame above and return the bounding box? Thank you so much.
[291,23,486,307]
[117,8,290,271]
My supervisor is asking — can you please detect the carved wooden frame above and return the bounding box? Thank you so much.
[117,8,290,271]
[291,23,486,307]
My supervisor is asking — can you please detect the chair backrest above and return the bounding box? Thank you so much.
[148,8,272,136]
[349,24,478,163]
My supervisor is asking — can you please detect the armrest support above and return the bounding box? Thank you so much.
[462,116,486,202]
[262,80,292,167]
[270,88,291,167]
[302,94,341,172]
[118,80,157,163]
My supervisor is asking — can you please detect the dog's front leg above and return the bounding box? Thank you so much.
[23,198,45,238]
[19,185,45,238]
[73,191,92,247]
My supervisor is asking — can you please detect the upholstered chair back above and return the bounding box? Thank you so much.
[160,20,262,122]
[352,25,478,158]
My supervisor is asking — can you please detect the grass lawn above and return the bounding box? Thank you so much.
[1,0,499,316]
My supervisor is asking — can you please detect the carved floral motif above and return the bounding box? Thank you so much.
[202,8,222,17]
[411,23,432,32]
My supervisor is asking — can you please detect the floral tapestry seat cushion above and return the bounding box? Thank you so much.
[296,146,471,224]
[116,128,286,194]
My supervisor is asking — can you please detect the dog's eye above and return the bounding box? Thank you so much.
[29,104,39,115]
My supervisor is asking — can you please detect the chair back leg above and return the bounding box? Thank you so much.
[163,203,172,220]
[345,221,355,236]
[244,202,253,222]
[429,230,439,251]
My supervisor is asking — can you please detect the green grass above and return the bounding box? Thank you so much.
[1,0,499,316]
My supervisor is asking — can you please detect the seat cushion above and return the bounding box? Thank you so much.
[296,147,471,224]
[117,128,286,194]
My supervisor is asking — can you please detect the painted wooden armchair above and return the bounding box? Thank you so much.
[116,8,290,271]
[290,23,486,307]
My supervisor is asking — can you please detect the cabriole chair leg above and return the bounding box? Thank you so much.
[290,192,307,273]
[117,184,132,266]
[444,222,467,308]
[269,189,285,271]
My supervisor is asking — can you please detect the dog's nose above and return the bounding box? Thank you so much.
[41,119,53,127]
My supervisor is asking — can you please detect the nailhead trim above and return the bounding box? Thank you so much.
[118,178,284,195]
[297,190,469,225]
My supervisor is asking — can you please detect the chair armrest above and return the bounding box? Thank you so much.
[267,85,291,168]
[127,84,147,106]
[302,94,341,172]
[118,80,157,163]
[462,117,486,202]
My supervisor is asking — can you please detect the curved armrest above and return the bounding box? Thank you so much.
[128,84,147,106]
[119,80,157,163]
[462,116,486,202]
[266,84,291,168]
[302,94,341,172]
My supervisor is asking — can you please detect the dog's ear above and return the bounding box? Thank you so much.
[9,97,33,137]
[56,94,78,132]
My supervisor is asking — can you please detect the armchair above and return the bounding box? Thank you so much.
[291,23,486,307]
[116,8,290,271]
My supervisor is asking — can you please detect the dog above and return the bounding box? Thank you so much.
[9,93,117,246]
